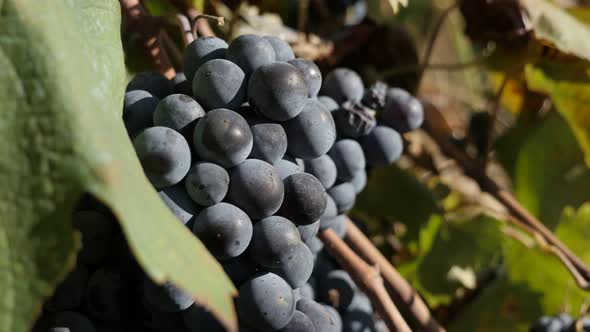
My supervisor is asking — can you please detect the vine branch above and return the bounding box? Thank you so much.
[345,219,446,332]
[120,0,176,78]
[319,228,412,332]
[422,102,590,290]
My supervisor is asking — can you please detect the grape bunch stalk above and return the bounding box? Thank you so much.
[37,27,424,332]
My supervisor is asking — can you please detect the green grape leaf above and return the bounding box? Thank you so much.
[521,0,590,62]
[398,215,503,307]
[524,60,590,168]
[503,204,590,314]
[448,277,544,332]
[0,1,236,331]
[509,112,590,226]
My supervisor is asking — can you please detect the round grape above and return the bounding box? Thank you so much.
[172,72,192,95]
[279,173,327,226]
[350,170,367,194]
[264,36,295,62]
[249,121,288,165]
[296,299,340,332]
[319,270,357,311]
[158,183,201,225]
[123,90,159,138]
[249,215,301,268]
[304,155,337,189]
[288,58,322,98]
[192,202,253,260]
[284,99,337,160]
[183,37,228,82]
[321,68,364,104]
[222,255,260,287]
[236,272,295,331]
[153,94,205,138]
[274,155,304,180]
[126,71,173,99]
[279,310,316,332]
[328,182,356,213]
[192,59,247,110]
[143,278,194,312]
[328,139,366,181]
[318,95,339,112]
[227,159,284,219]
[298,219,320,242]
[226,34,276,77]
[359,126,403,166]
[248,62,308,121]
[193,108,253,168]
[268,242,314,288]
[133,126,192,188]
[185,162,230,206]
[380,88,424,133]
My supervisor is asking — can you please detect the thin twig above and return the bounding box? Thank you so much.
[120,0,176,78]
[319,228,412,332]
[484,73,510,164]
[418,2,459,88]
[382,55,489,79]
[345,220,446,332]
[422,102,590,290]
[191,14,225,39]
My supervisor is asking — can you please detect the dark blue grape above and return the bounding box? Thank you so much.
[348,291,372,313]
[274,156,304,180]
[380,88,424,133]
[159,183,201,225]
[222,255,260,287]
[264,36,295,62]
[342,310,376,332]
[304,155,337,189]
[183,37,228,82]
[322,195,338,220]
[298,219,320,242]
[332,101,376,138]
[193,108,253,168]
[183,303,225,332]
[227,34,276,77]
[320,214,347,238]
[530,316,564,332]
[279,173,327,226]
[321,68,364,104]
[288,58,322,98]
[153,94,205,138]
[172,72,192,95]
[284,99,337,160]
[359,126,403,166]
[123,90,159,138]
[269,242,314,288]
[279,310,316,332]
[86,268,126,321]
[143,278,194,313]
[192,202,252,260]
[318,96,339,112]
[350,170,367,194]
[319,270,357,312]
[300,283,316,301]
[249,121,288,165]
[227,159,284,219]
[192,59,247,110]
[184,162,229,206]
[133,126,192,188]
[362,81,388,110]
[305,236,324,255]
[296,299,340,332]
[73,211,115,266]
[45,265,88,311]
[249,215,301,268]
[323,305,343,331]
[328,139,366,181]
[47,311,95,332]
[327,183,356,213]
[126,71,173,99]
[248,62,308,121]
[236,272,295,331]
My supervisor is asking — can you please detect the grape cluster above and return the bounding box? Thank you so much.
[530,313,590,332]
[38,32,424,332]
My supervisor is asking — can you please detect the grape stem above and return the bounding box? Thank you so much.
[119,0,176,79]
[191,15,225,40]
[422,102,590,290]
[319,228,412,332]
[345,219,447,332]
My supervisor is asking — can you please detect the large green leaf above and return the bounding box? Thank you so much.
[503,204,590,314]
[0,1,236,331]
[510,112,590,227]
[524,60,590,167]
[398,215,503,307]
